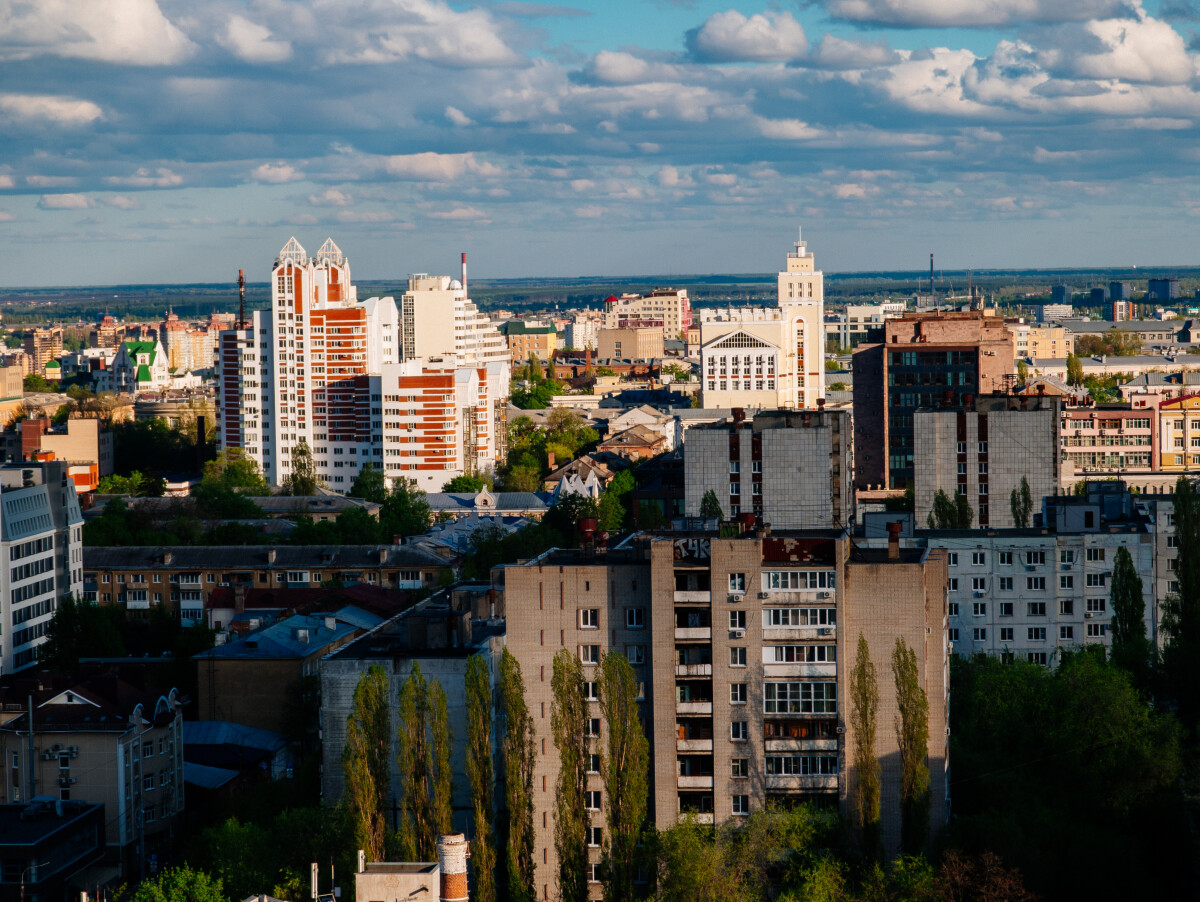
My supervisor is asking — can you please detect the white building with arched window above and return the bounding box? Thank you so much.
[699,228,825,410]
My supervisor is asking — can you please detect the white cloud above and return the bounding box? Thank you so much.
[655,165,694,188]
[309,188,355,207]
[218,15,292,64]
[0,94,102,126]
[101,195,142,210]
[428,206,487,220]
[105,167,184,188]
[334,210,395,223]
[445,106,474,126]
[1038,15,1193,84]
[581,50,681,84]
[805,34,900,69]
[0,175,12,189]
[0,0,195,65]
[381,152,497,180]
[26,175,77,188]
[756,117,824,140]
[687,10,808,62]
[37,194,92,210]
[820,0,1136,27]
[0,210,13,221]
[252,162,304,184]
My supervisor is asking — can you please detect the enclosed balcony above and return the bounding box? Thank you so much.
[675,609,711,641]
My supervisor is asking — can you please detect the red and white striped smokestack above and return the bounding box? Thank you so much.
[461,252,467,297]
[438,834,469,902]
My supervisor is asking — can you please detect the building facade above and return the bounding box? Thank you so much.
[597,327,664,361]
[699,229,825,411]
[23,328,63,377]
[601,289,692,342]
[96,341,171,395]
[683,409,852,530]
[398,272,509,367]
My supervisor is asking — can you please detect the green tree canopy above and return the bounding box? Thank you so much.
[700,489,723,520]
[443,474,486,493]
[349,462,388,503]
[128,865,228,902]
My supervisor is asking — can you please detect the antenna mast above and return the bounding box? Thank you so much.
[238,269,246,329]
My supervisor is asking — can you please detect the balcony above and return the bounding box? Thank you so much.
[675,664,713,677]
[764,774,838,791]
[676,701,713,716]
[675,627,712,641]
[763,627,835,642]
[677,776,714,790]
[693,813,715,825]
[674,591,711,603]
[763,663,837,679]
[125,598,151,610]
[676,739,713,752]
[764,738,838,752]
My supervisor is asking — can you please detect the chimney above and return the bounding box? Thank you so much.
[357,850,366,874]
[234,582,246,614]
[547,449,556,471]
[379,548,387,564]
[326,616,337,631]
[816,397,825,411]
[461,252,467,297]
[732,407,746,423]
[886,521,901,561]
[438,834,469,902]
[267,548,277,564]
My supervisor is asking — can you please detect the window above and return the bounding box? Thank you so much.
[585,718,601,738]
[1000,627,1014,642]
[1060,626,1074,640]
[957,441,966,454]
[1060,550,1075,565]
[763,608,836,627]
[948,579,959,592]
[1086,548,1106,562]
[584,682,599,701]
[1086,598,1107,613]
[763,682,837,714]
[1086,573,1107,588]
[761,570,836,590]
[729,482,740,496]
[971,577,986,592]
[587,826,603,847]
[973,628,987,641]
[957,463,967,476]
[947,553,959,567]
[729,573,746,593]
[971,552,986,566]
[730,461,740,474]
[978,441,988,454]
[1027,601,1046,616]
[948,602,959,617]
[580,609,599,629]
[1087,623,1108,638]
[730,683,747,704]
[588,754,601,773]
[729,611,746,630]
[1027,577,1046,591]
[770,645,836,663]
[999,601,1013,617]
[999,577,1013,592]
[732,795,750,816]
[972,602,986,616]
[731,721,748,741]
[625,644,645,664]
[949,628,960,642]
[1028,627,1047,641]
[1060,575,1073,589]
[765,755,838,776]
[999,551,1013,566]
[585,791,602,810]
[1025,551,1045,566]
[625,608,645,630]
[1028,652,1049,666]
[142,741,153,758]
[143,774,154,790]
[1060,600,1074,615]
[731,758,749,778]
[730,647,746,667]
[579,645,600,665]
[978,462,988,475]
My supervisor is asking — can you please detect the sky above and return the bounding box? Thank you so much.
[4,0,1200,287]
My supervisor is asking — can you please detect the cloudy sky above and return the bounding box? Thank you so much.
[4,0,1200,287]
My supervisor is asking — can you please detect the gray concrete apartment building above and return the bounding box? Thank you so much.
[683,409,852,530]
[501,529,947,901]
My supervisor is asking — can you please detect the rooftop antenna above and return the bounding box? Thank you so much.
[237,269,245,329]
[930,253,934,299]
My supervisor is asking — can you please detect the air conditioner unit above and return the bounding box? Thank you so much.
[1025,565,1037,572]
[818,627,833,637]
[818,592,831,599]
[732,629,745,639]
[1085,611,1094,618]
[757,592,770,599]
[974,591,985,598]
[1062,564,1072,571]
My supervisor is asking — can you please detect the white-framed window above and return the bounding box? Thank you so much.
[763,682,837,714]
[761,570,835,590]
[999,552,1013,566]
[580,609,599,629]
[1060,575,1074,589]
[1060,599,1074,615]
[1000,627,1014,642]
[948,602,959,616]
[999,577,1013,592]
[1028,601,1046,616]
[949,579,959,592]
[729,610,746,630]
[730,683,747,704]
[1027,577,1046,591]
[730,721,748,741]
[585,718,601,738]
[947,553,959,567]
[1025,551,1045,566]
[731,758,749,778]
[973,628,986,641]
[585,791,601,810]
[1060,550,1075,565]
[729,573,746,593]
[588,754,601,774]
[584,682,599,701]
[971,552,986,566]
[1086,598,1106,613]
[1086,573,1107,588]
[1028,652,1049,666]
[1086,547,1106,562]
[765,755,838,776]
[971,577,986,592]
[730,647,747,667]
[732,795,750,816]
[949,628,960,641]
[1060,626,1074,640]
[625,644,645,664]
[1028,627,1047,641]
[763,608,835,627]
[579,645,600,665]
[286,571,308,583]
[625,608,645,630]
[1087,622,1108,638]
[587,826,603,847]
[769,645,836,663]
[972,602,986,616]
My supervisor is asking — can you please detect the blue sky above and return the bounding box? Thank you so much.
[3,0,1200,286]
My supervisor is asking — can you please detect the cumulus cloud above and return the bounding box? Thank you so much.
[0,94,102,126]
[218,15,292,64]
[1037,15,1193,84]
[580,50,681,84]
[252,162,304,184]
[105,167,184,188]
[686,10,808,62]
[445,106,473,126]
[309,188,355,206]
[26,175,77,188]
[381,152,498,181]
[334,210,395,223]
[0,0,195,65]
[819,0,1138,27]
[428,205,487,220]
[756,117,824,140]
[0,210,14,222]
[37,194,92,210]
[101,195,141,210]
[804,34,900,69]
[0,176,12,189]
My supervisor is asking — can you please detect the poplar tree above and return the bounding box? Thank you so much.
[699,489,723,520]
[850,635,881,858]
[429,679,454,838]
[1110,546,1151,689]
[499,649,536,902]
[1010,475,1032,528]
[597,651,648,902]
[465,655,497,902]
[892,638,931,853]
[342,665,391,862]
[397,663,432,860]
[551,648,590,902]
[1163,476,1200,721]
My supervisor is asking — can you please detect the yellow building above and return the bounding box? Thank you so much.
[1159,395,1200,471]
[1010,322,1067,362]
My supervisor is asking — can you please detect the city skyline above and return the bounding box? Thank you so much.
[4,0,1200,286]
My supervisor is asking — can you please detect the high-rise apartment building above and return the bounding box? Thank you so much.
[217,239,509,491]
[684,408,852,530]
[23,327,63,376]
[914,394,1063,529]
[852,310,1014,490]
[398,271,509,367]
[602,288,692,342]
[502,529,948,898]
[699,228,825,411]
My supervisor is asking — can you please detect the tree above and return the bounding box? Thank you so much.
[381,478,432,540]
[849,634,881,858]
[397,663,432,861]
[551,648,589,902]
[429,679,454,838]
[1016,359,1030,384]
[699,489,723,520]
[465,655,497,902]
[597,651,649,902]
[926,489,972,529]
[22,373,52,393]
[1109,546,1151,688]
[499,649,536,902]
[1009,475,1032,528]
[349,462,388,503]
[284,439,318,495]
[444,474,486,493]
[129,865,228,902]
[38,595,125,671]
[342,665,391,862]
[1066,352,1084,387]
[202,447,269,492]
[96,470,162,497]
[1162,476,1200,722]
[892,638,930,854]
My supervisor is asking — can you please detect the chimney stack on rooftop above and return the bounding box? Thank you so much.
[438,834,469,902]
[886,521,901,561]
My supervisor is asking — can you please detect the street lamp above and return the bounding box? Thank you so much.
[20,860,47,902]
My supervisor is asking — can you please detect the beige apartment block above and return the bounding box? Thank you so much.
[596,327,664,361]
[502,529,947,898]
